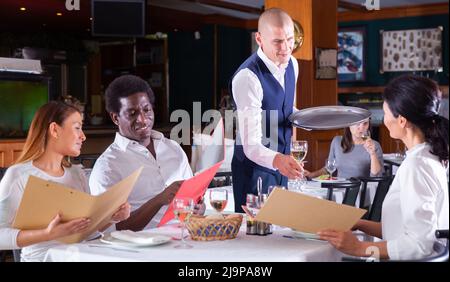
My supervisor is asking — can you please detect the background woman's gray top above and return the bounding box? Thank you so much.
[328,136,384,179]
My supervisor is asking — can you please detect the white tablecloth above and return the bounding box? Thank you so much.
[291,181,378,208]
[44,223,344,262]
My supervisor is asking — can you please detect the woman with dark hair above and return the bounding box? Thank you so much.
[304,119,384,179]
[0,101,130,261]
[318,75,449,260]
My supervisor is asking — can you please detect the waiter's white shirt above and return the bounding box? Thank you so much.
[232,47,299,170]
[0,162,89,261]
[382,143,449,260]
[89,131,193,229]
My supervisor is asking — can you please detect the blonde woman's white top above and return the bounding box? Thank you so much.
[0,161,89,262]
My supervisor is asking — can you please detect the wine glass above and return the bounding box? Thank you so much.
[209,188,228,213]
[246,194,259,216]
[361,130,371,141]
[172,197,194,249]
[291,140,308,187]
[325,158,337,178]
[291,140,308,162]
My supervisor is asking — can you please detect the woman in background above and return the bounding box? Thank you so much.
[318,75,449,260]
[304,119,384,179]
[0,101,130,261]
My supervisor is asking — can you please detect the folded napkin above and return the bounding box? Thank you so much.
[110,230,169,244]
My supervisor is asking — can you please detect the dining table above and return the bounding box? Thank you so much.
[44,220,348,262]
[43,180,377,262]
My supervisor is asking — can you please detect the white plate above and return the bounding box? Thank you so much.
[311,177,347,183]
[100,233,171,248]
[291,230,322,240]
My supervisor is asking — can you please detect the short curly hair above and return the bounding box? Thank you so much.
[105,74,155,113]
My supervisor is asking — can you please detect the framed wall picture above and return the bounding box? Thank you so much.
[338,27,366,82]
[315,48,337,79]
[380,27,443,73]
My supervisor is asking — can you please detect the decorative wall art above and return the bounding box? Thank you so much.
[338,27,366,82]
[380,27,443,73]
[315,48,337,79]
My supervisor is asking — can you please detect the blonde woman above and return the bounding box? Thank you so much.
[0,101,130,261]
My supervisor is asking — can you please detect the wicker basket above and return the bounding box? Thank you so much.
[186,214,243,241]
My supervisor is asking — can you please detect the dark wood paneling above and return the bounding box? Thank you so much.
[0,140,25,167]
[266,0,313,60]
[297,0,339,170]
[379,124,405,154]
[298,129,342,171]
[339,3,449,22]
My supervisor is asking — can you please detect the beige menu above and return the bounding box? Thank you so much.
[13,167,143,243]
[255,188,366,233]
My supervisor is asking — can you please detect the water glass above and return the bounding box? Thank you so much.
[325,158,337,177]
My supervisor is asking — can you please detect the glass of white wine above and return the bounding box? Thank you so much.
[361,130,371,141]
[173,197,194,249]
[291,140,308,186]
[209,188,228,214]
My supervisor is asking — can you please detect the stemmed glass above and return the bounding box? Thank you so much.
[361,130,371,141]
[291,140,308,187]
[325,158,337,179]
[172,197,194,249]
[209,188,228,214]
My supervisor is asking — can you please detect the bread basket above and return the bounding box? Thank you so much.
[186,214,243,241]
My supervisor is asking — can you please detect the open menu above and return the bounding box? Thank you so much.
[12,167,143,244]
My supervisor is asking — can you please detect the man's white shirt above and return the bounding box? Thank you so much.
[232,48,299,170]
[89,131,193,229]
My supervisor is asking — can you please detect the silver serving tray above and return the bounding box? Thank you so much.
[289,106,371,130]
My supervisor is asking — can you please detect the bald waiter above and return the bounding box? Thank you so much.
[231,8,302,212]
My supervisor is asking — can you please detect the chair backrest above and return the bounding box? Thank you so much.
[208,171,232,188]
[0,168,21,262]
[71,154,100,168]
[365,176,394,222]
[322,179,362,207]
[0,167,7,181]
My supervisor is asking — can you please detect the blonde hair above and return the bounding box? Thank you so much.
[15,101,81,167]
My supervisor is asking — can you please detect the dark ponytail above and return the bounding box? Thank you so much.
[383,75,449,162]
[426,115,449,161]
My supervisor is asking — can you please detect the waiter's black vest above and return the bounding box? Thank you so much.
[230,52,295,212]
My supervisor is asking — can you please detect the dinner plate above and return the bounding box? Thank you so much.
[291,230,322,240]
[100,233,171,248]
[311,177,347,183]
[289,106,371,130]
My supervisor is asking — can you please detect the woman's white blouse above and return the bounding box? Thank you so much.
[0,162,89,261]
[382,143,449,260]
